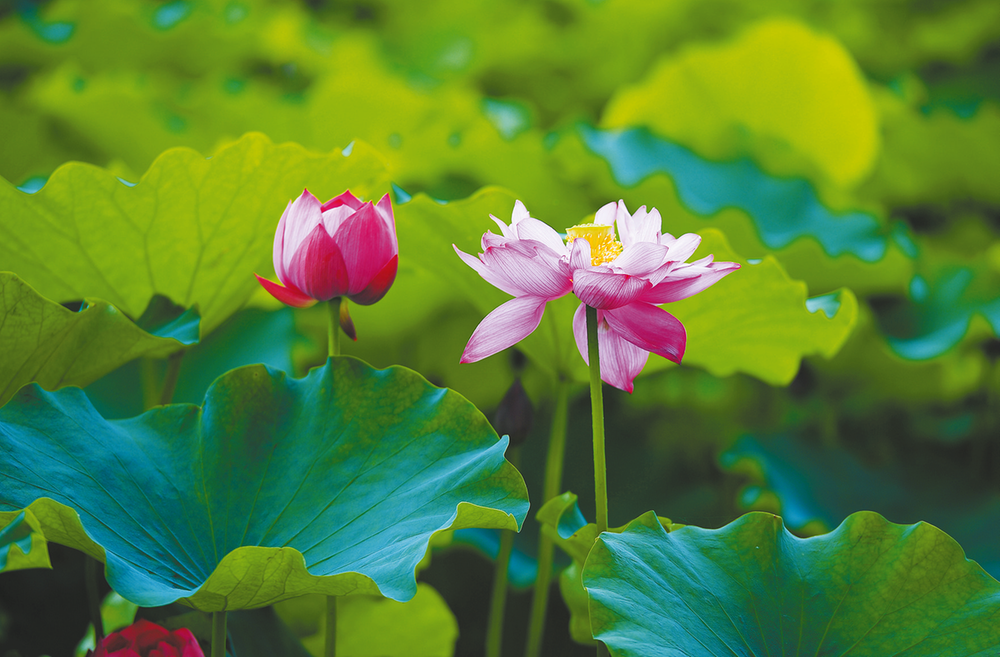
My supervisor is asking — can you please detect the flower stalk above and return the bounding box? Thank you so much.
[212,611,226,657]
[328,297,342,357]
[586,306,609,535]
[485,525,516,657]
[525,380,569,657]
[326,596,338,657]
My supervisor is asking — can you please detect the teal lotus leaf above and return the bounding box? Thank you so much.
[0,357,529,611]
[584,511,1000,656]
[721,433,1000,579]
[0,273,199,407]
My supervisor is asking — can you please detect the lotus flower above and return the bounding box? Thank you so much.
[455,200,740,392]
[255,189,398,308]
[88,619,204,657]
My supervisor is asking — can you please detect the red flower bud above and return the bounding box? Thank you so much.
[256,189,398,308]
[89,619,204,657]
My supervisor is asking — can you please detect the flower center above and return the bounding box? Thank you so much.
[565,223,623,266]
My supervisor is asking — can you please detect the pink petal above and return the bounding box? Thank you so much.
[568,238,591,272]
[321,204,356,237]
[572,269,651,309]
[603,302,686,363]
[461,296,548,363]
[375,193,397,252]
[480,242,572,299]
[455,244,523,297]
[640,261,740,303]
[287,223,350,301]
[490,214,515,238]
[594,201,618,226]
[320,189,364,212]
[617,205,662,248]
[664,233,702,262]
[272,200,290,281]
[255,274,318,308]
[513,217,569,257]
[280,190,324,276]
[610,241,669,277]
[571,304,649,393]
[333,202,396,296]
[349,254,398,305]
[510,199,531,226]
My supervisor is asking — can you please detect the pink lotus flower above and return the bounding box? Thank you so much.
[455,200,739,392]
[88,619,204,657]
[255,189,398,308]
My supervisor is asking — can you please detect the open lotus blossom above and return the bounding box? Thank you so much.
[255,189,398,308]
[88,618,204,657]
[455,200,740,392]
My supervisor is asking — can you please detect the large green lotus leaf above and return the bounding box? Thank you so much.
[0,357,528,611]
[721,433,1000,579]
[0,132,388,335]
[0,273,199,407]
[584,510,1000,657]
[601,17,879,189]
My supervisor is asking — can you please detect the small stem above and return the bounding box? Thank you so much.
[159,351,184,406]
[325,596,337,657]
[211,611,227,657]
[485,448,519,657]
[524,380,570,657]
[485,529,515,657]
[328,297,342,358]
[586,306,609,534]
[84,556,103,642]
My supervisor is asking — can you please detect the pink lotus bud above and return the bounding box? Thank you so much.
[255,189,398,307]
[89,619,204,657]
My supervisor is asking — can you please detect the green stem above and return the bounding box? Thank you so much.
[486,449,519,657]
[586,306,609,534]
[211,611,227,657]
[328,297,342,358]
[84,556,103,642]
[524,380,570,657]
[325,596,337,657]
[159,351,184,406]
[485,529,515,657]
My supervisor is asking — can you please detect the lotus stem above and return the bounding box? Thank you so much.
[159,351,184,406]
[325,596,337,657]
[485,526,515,657]
[328,297,342,358]
[84,556,103,642]
[486,448,519,657]
[585,306,608,534]
[525,379,570,657]
[211,611,226,657]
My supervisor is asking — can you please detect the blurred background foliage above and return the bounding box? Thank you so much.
[1,0,999,655]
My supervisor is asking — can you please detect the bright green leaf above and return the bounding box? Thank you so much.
[0,509,49,572]
[0,357,528,611]
[274,584,458,657]
[0,132,389,335]
[584,511,1000,656]
[602,17,879,188]
[0,273,199,406]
